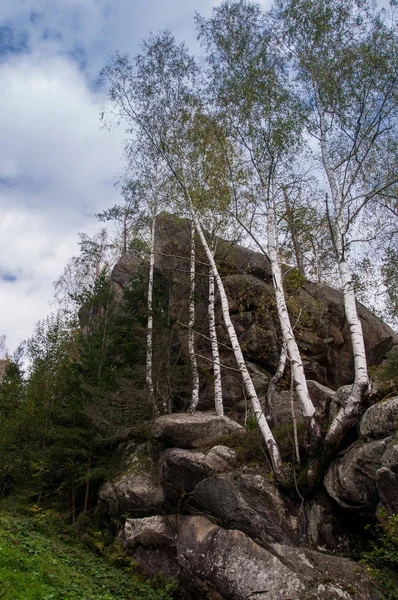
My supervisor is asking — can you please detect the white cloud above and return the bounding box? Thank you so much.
[0,51,124,351]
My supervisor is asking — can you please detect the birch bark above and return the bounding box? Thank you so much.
[190,208,282,476]
[265,190,319,438]
[188,219,200,413]
[208,263,223,416]
[146,214,157,413]
[315,95,370,447]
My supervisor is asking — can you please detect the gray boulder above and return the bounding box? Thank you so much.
[377,438,398,515]
[360,397,398,440]
[160,445,237,504]
[99,444,166,518]
[151,412,245,449]
[122,515,381,600]
[203,445,237,472]
[190,472,293,545]
[160,448,210,504]
[324,438,391,516]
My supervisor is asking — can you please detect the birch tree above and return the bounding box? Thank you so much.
[101,31,283,476]
[95,179,142,256]
[187,219,200,412]
[197,1,320,443]
[130,151,166,415]
[276,0,398,447]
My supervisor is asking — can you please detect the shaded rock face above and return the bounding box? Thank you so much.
[160,445,237,505]
[151,413,245,449]
[324,438,391,516]
[305,492,359,554]
[160,448,210,504]
[98,413,388,599]
[122,514,380,600]
[377,438,398,515]
[109,213,394,417]
[190,472,294,545]
[323,399,398,519]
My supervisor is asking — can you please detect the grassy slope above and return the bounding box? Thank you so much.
[0,510,173,600]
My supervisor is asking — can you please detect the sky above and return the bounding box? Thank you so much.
[0,0,250,353]
[0,0,391,354]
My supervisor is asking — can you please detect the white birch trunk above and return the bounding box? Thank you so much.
[316,95,370,447]
[188,219,200,413]
[265,191,319,438]
[208,267,223,415]
[146,214,157,413]
[190,209,282,476]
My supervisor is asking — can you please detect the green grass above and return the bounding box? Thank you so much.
[0,509,173,600]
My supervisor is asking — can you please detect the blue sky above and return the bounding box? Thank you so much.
[0,0,390,353]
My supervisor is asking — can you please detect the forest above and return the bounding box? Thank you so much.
[1,0,398,598]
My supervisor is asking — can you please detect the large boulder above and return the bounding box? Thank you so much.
[122,515,381,600]
[160,445,237,504]
[160,448,211,504]
[376,438,398,515]
[190,472,294,545]
[360,397,398,440]
[151,413,245,449]
[324,438,392,516]
[99,443,166,519]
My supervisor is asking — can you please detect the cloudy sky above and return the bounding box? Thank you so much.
[0,0,251,353]
[0,0,391,353]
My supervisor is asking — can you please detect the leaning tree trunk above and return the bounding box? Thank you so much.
[188,219,200,413]
[190,206,282,477]
[146,214,158,414]
[208,262,223,416]
[265,190,319,442]
[316,96,370,448]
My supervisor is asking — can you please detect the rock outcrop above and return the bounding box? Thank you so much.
[324,398,398,519]
[122,514,380,600]
[324,438,391,516]
[96,216,398,599]
[99,442,167,519]
[108,213,395,416]
[97,410,396,598]
[151,413,245,448]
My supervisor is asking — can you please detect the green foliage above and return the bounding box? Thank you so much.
[362,510,398,599]
[272,420,306,461]
[209,420,272,469]
[283,268,307,294]
[0,509,174,600]
[371,352,398,398]
[383,247,398,325]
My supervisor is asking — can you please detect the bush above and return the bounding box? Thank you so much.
[362,510,398,599]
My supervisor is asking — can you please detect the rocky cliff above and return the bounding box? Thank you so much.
[110,214,395,415]
[98,214,397,599]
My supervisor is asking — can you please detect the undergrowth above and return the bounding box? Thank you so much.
[362,510,398,600]
[0,505,174,600]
